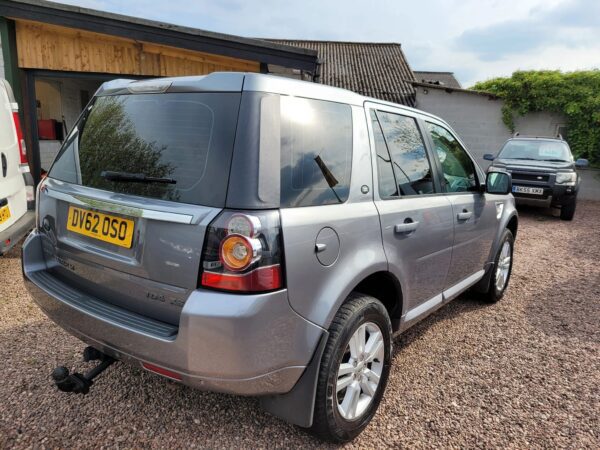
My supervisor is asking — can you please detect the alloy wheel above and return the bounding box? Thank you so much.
[336,322,384,420]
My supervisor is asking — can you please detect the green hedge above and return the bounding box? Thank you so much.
[472,70,600,164]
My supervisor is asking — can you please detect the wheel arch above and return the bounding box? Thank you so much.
[351,271,404,332]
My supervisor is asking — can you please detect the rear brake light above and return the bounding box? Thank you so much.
[201,265,282,292]
[200,210,284,293]
[12,112,27,165]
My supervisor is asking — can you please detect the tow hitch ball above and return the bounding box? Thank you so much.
[51,346,116,395]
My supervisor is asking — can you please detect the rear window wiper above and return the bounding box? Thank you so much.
[100,171,176,184]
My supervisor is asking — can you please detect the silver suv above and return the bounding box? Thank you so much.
[23,73,517,442]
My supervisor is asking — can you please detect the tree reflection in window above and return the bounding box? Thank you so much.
[77,96,176,200]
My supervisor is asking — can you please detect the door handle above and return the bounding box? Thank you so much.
[457,210,472,221]
[394,220,419,234]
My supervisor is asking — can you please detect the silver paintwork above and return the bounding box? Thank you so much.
[23,230,323,395]
[23,72,517,401]
[336,322,384,420]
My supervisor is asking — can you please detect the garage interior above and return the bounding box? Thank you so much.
[0,0,319,184]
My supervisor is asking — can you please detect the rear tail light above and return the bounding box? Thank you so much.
[200,210,284,293]
[11,111,28,167]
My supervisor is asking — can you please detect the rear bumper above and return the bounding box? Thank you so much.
[22,230,324,396]
[0,210,34,255]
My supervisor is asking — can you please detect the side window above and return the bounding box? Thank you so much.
[280,97,352,208]
[369,110,398,199]
[376,110,435,196]
[426,123,477,193]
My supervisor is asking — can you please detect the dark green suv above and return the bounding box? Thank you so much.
[485,136,588,220]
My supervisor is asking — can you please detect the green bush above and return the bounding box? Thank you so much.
[472,70,600,164]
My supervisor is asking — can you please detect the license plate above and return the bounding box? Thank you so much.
[0,205,11,224]
[67,206,135,248]
[512,185,544,195]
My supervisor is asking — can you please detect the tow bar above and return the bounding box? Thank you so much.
[51,346,117,395]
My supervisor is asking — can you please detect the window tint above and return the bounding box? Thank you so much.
[370,110,398,198]
[427,123,477,193]
[48,93,241,207]
[376,111,435,196]
[280,97,352,207]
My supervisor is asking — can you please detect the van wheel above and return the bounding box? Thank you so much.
[483,229,514,303]
[560,201,576,221]
[309,293,392,443]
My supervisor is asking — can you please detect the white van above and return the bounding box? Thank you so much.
[0,78,34,255]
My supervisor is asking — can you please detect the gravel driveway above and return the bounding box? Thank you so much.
[1,202,599,449]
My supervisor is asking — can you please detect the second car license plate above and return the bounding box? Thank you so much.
[67,206,135,248]
[512,185,544,195]
[0,205,11,224]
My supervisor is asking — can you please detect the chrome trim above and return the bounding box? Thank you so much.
[443,269,485,302]
[45,188,193,224]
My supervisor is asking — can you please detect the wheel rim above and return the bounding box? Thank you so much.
[495,240,512,292]
[336,321,385,420]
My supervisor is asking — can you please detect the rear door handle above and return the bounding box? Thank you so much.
[394,221,419,234]
[457,211,472,221]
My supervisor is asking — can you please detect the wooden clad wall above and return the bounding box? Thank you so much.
[13,19,260,76]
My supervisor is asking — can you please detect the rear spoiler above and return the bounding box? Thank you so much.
[95,72,246,96]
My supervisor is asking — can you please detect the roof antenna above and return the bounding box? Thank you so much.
[513,132,520,137]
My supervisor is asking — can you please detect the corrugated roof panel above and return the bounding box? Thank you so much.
[264,40,416,106]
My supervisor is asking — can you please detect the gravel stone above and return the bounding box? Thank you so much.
[0,202,598,448]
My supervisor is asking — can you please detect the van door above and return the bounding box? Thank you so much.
[366,104,454,323]
[0,79,27,234]
[424,121,498,291]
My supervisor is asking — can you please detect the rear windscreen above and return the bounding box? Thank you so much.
[49,92,241,207]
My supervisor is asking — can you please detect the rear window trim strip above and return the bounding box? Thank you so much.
[45,187,194,224]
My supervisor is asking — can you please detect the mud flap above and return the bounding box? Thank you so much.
[259,330,328,428]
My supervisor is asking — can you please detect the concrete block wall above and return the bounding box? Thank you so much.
[414,87,510,168]
[414,86,567,169]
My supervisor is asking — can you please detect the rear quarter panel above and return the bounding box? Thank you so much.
[281,105,388,328]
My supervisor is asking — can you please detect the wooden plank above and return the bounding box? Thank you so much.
[13,19,260,76]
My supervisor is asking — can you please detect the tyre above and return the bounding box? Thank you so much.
[560,201,576,221]
[482,229,514,303]
[309,293,392,443]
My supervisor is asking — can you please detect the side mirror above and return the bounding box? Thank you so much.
[486,170,512,195]
[483,153,495,161]
[575,158,589,168]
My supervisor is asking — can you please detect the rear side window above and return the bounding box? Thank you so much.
[49,92,241,207]
[369,110,398,199]
[280,97,352,208]
[375,110,435,196]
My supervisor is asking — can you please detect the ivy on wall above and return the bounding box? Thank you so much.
[472,70,600,164]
